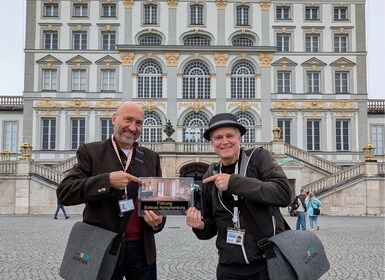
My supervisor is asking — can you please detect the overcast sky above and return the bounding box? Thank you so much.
[0,0,383,99]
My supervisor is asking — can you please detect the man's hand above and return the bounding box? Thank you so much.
[202,173,231,191]
[186,207,205,230]
[109,171,144,190]
[143,210,163,230]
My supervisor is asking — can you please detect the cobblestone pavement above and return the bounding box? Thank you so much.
[0,214,384,280]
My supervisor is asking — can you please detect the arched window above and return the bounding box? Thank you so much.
[137,60,162,98]
[232,36,254,47]
[140,112,163,142]
[139,35,162,46]
[231,61,256,99]
[183,36,211,46]
[183,112,210,142]
[235,112,256,143]
[182,61,210,99]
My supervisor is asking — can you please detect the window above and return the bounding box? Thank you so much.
[305,7,319,20]
[183,61,211,99]
[334,35,348,52]
[231,61,256,99]
[307,120,320,151]
[236,112,256,143]
[3,121,17,153]
[335,72,348,93]
[336,120,349,151]
[44,3,59,17]
[307,71,320,93]
[236,6,249,26]
[42,118,56,150]
[143,4,157,24]
[190,4,203,25]
[277,34,290,52]
[277,119,291,144]
[73,31,87,50]
[101,69,116,92]
[183,113,210,142]
[102,31,116,50]
[71,119,85,150]
[42,69,57,91]
[140,112,163,142]
[137,60,163,98]
[306,34,319,52]
[71,69,86,91]
[101,119,113,140]
[183,36,211,46]
[232,36,254,47]
[43,31,58,50]
[73,3,88,17]
[371,125,384,155]
[334,7,348,21]
[276,6,290,20]
[139,36,162,46]
[277,71,291,93]
[102,3,117,17]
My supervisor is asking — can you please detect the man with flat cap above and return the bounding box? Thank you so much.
[186,112,292,280]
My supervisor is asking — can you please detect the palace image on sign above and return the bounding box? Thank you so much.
[138,177,195,216]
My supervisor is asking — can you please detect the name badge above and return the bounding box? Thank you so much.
[226,227,245,246]
[118,199,134,213]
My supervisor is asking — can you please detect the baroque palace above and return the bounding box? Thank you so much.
[0,0,384,216]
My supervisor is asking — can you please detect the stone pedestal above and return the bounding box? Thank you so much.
[15,160,32,214]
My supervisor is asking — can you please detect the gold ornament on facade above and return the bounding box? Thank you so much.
[215,0,227,9]
[120,52,135,66]
[95,100,119,108]
[272,101,296,109]
[35,100,62,108]
[193,53,200,59]
[123,0,134,8]
[330,101,357,110]
[105,25,111,31]
[339,27,345,33]
[214,53,229,67]
[48,24,53,30]
[65,100,91,108]
[228,101,260,112]
[167,0,178,8]
[259,53,273,67]
[147,53,153,58]
[281,27,287,33]
[178,100,214,113]
[165,52,180,66]
[77,25,82,31]
[140,101,166,112]
[335,112,353,117]
[132,73,138,78]
[302,100,326,110]
[260,1,271,11]
[310,27,316,33]
[98,110,115,117]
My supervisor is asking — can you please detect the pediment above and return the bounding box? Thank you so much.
[301,57,327,67]
[95,55,121,65]
[36,55,62,65]
[66,55,92,65]
[272,57,297,67]
[330,57,355,67]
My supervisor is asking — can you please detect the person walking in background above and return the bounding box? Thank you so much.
[295,187,308,230]
[306,192,322,231]
[54,201,69,219]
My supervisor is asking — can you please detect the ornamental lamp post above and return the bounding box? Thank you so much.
[362,143,376,162]
[19,141,33,160]
[0,149,11,161]
[272,127,281,141]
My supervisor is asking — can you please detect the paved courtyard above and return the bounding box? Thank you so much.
[0,214,384,280]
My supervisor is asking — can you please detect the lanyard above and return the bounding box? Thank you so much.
[111,135,133,197]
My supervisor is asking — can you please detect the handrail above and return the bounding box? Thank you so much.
[0,161,17,174]
[0,96,24,107]
[52,157,77,172]
[33,162,65,184]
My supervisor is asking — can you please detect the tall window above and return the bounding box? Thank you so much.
[137,60,163,98]
[277,34,290,52]
[44,3,59,17]
[307,120,320,151]
[183,36,211,46]
[305,7,319,20]
[278,119,291,144]
[306,34,319,52]
[334,7,348,21]
[307,71,320,93]
[143,4,157,24]
[3,121,17,153]
[276,6,290,20]
[140,112,162,142]
[277,71,291,93]
[102,31,116,50]
[236,6,249,26]
[336,120,349,151]
[101,69,116,92]
[102,3,117,17]
[42,69,57,91]
[371,125,384,155]
[71,119,85,150]
[100,119,113,140]
[236,112,256,143]
[73,3,88,17]
[182,61,211,99]
[231,61,255,99]
[183,113,210,142]
[335,72,348,93]
[43,31,58,50]
[42,118,56,150]
[71,69,86,91]
[73,31,87,50]
[334,35,348,52]
[190,4,203,25]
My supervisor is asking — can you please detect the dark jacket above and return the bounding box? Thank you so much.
[193,147,291,264]
[57,138,165,265]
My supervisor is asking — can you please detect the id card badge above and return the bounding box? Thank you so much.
[226,227,245,246]
[118,199,134,213]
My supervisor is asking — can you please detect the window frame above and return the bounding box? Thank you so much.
[306,119,321,151]
[72,3,89,18]
[42,68,58,92]
[276,6,291,20]
[71,68,87,92]
[277,71,292,93]
[334,34,348,52]
[101,3,117,18]
[371,125,384,155]
[276,33,291,52]
[41,118,57,150]
[2,121,18,153]
[43,2,59,18]
[305,6,320,21]
[305,33,320,52]
[43,30,59,50]
[101,31,116,50]
[333,6,349,21]
[72,31,88,50]
[335,119,350,151]
[143,3,159,25]
[235,5,250,27]
[277,119,291,144]
[70,118,86,150]
[189,4,205,26]
[334,71,349,94]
